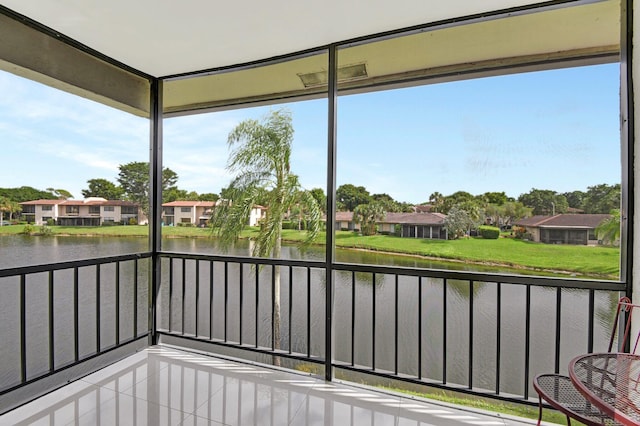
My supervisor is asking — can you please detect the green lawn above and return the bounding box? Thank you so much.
[273,229,619,278]
[328,232,619,278]
[0,225,620,279]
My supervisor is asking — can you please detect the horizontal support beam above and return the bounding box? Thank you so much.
[0,11,151,117]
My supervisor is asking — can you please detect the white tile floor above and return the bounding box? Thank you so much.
[0,346,541,426]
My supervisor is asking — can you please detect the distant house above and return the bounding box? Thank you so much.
[20,198,141,226]
[380,212,448,239]
[249,205,267,227]
[413,204,434,213]
[162,201,267,227]
[334,211,448,239]
[513,214,611,245]
[162,201,215,226]
[335,211,360,231]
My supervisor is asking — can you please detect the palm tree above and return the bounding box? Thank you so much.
[429,192,444,212]
[353,202,385,236]
[0,196,10,224]
[595,209,621,245]
[210,109,322,354]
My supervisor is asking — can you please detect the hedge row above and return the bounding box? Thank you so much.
[478,225,500,239]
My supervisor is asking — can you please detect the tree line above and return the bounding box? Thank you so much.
[328,184,620,238]
[0,178,620,227]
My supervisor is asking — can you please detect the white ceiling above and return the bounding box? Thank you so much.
[0,0,549,77]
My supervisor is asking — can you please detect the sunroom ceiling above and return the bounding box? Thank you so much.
[164,0,619,115]
[0,0,573,77]
[0,0,620,117]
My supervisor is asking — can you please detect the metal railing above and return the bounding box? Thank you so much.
[0,253,151,403]
[156,253,326,364]
[0,247,627,412]
[157,251,626,404]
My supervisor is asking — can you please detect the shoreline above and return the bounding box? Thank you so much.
[3,231,615,280]
[333,246,613,279]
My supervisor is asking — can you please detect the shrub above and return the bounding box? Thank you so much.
[22,224,34,235]
[479,225,500,239]
[513,226,526,239]
[282,220,297,230]
[46,218,55,226]
[128,218,138,225]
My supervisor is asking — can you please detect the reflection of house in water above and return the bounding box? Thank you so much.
[20,198,142,226]
[162,201,266,227]
[514,214,611,245]
[334,211,448,239]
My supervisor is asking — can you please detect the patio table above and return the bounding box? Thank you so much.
[569,352,640,425]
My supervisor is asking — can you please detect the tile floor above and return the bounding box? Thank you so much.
[0,346,542,426]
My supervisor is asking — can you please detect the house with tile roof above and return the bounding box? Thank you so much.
[379,212,448,239]
[335,211,360,231]
[334,211,448,239]
[513,214,611,245]
[20,198,142,226]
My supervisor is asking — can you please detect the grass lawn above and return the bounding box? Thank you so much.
[329,232,619,278]
[0,225,619,279]
[274,229,619,278]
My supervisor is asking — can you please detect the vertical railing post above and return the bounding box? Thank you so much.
[395,275,399,376]
[554,287,562,374]
[288,266,293,354]
[181,258,186,335]
[442,279,448,384]
[149,77,163,346]
[588,289,595,353]
[524,284,532,399]
[74,267,79,362]
[48,270,55,372]
[324,43,338,381]
[468,280,474,389]
[495,282,502,394]
[20,274,26,383]
[255,265,259,348]
[209,260,214,340]
[418,276,422,380]
[372,273,376,371]
[134,259,138,338]
[307,267,311,358]
[195,260,199,338]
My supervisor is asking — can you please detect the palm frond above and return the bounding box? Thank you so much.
[296,189,322,246]
[209,181,260,250]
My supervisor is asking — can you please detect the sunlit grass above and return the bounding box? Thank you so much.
[328,232,619,278]
[279,229,619,279]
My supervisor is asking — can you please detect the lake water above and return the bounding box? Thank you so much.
[0,235,620,398]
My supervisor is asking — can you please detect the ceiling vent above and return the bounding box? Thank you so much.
[298,63,368,87]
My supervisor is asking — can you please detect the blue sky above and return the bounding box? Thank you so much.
[0,63,620,204]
